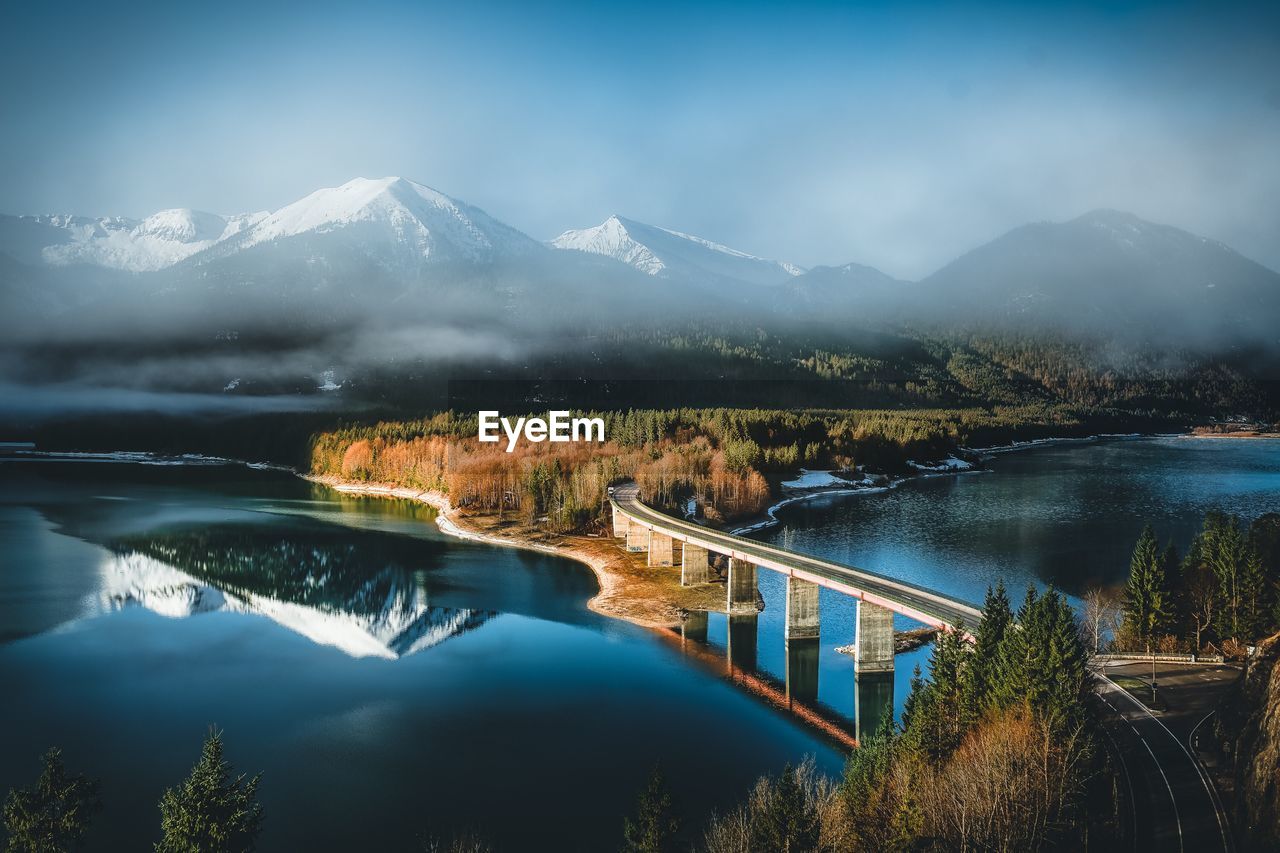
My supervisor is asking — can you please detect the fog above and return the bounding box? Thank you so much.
[3,1,1278,420]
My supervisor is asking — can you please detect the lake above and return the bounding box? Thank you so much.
[1,437,1276,849]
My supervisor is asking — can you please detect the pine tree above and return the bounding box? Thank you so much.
[749,764,821,853]
[1240,548,1267,642]
[1034,588,1089,725]
[990,586,1087,727]
[963,581,1013,715]
[621,766,678,853]
[156,730,263,853]
[1123,525,1173,649]
[899,664,926,734]
[3,748,101,853]
[902,626,968,761]
[990,585,1038,710]
[1207,514,1248,641]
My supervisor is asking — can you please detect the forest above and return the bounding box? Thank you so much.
[1104,511,1280,656]
[309,405,1121,529]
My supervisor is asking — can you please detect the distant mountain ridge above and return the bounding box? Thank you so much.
[4,177,542,273]
[913,209,1280,347]
[2,180,1277,363]
[4,209,267,271]
[552,214,803,287]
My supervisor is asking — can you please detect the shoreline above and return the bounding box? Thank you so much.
[731,431,1177,535]
[303,474,719,631]
[7,430,1192,630]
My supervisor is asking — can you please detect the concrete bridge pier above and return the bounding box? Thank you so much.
[727,558,758,613]
[611,505,630,538]
[647,531,674,566]
[625,523,648,552]
[680,543,711,585]
[854,671,894,743]
[727,613,758,671]
[681,610,708,645]
[855,600,895,673]
[784,577,820,641]
[785,638,820,705]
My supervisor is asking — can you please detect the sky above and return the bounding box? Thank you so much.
[3,0,1279,280]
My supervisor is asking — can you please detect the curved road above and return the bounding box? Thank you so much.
[610,483,981,631]
[1092,667,1234,853]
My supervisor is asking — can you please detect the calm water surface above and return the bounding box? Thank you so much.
[1,437,1276,849]
[0,462,840,852]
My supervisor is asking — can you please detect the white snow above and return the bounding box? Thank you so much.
[552,215,667,275]
[781,469,849,488]
[551,214,803,285]
[237,176,533,262]
[22,176,537,272]
[908,456,974,472]
[34,209,268,272]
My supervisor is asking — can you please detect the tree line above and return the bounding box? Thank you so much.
[623,582,1111,852]
[1109,511,1280,655]
[3,731,262,852]
[309,405,1110,531]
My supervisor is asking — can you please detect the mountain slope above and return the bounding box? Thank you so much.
[0,209,266,272]
[226,176,542,265]
[917,210,1280,348]
[552,214,802,288]
[779,261,905,315]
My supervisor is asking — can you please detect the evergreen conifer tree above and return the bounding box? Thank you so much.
[749,764,821,853]
[1123,525,1173,649]
[156,730,263,853]
[3,748,101,853]
[621,766,678,853]
[963,581,1013,715]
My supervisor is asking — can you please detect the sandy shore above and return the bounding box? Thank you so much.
[304,474,724,629]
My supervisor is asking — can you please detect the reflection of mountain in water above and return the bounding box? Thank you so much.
[100,526,493,659]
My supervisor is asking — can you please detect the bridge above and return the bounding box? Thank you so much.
[609,482,982,674]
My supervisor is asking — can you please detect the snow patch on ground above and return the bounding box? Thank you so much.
[780,469,850,489]
[908,456,973,472]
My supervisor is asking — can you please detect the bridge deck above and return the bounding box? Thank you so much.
[610,483,981,631]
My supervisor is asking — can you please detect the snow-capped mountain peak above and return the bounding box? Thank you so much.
[29,208,268,272]
[235,176,539,263]
[133,208,231,243]
[552,215,667,275]
[551,214,803,286]
[7,176,539,273]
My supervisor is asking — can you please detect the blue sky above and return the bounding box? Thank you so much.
[3,0,1278,278]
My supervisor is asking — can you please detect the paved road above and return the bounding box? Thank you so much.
[1091,662,1238,853]
[610,483,982,630]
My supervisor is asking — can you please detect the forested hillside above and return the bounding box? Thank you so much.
[309,405,1142,530]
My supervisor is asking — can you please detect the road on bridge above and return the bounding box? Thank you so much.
[610,482,981,630]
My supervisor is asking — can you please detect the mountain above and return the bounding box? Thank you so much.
[779,261,904,314]
[0,177,658,349]
[551,214,802,288]
[218,176,543,266]
[916,209,1280,348]
[4,184,1278,415]
[0,209,267,272]
[0,177,541,275]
